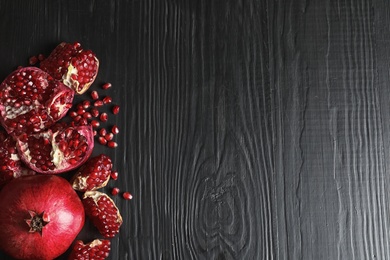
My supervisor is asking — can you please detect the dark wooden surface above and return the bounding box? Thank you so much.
[1,0,390,259]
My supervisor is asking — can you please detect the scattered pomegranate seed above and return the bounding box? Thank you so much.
[91,120,100,128]
[69,111,78,118]
[111,187,120,196]
[29,56,38,65]
[77,108,85,115]
[110,171,118,180]
[99,113,108,122]
[94,100,104,107]
[112,105,120,115]
[82,112,92,119]
[107,141,118,148]
[93,130,97,136]
[91,91,99,100]
[111,125,119,135]
[37,53,45,61]
[76,103,84,110]
[103,96,112,104]
[74,115,82,122]
[105,133,114,141]
[123,192,132,200]
[90,108,99,117]
[98,137,107,145]
[102,83,112,90]
[99,128,107,137]
[82,100,91,109]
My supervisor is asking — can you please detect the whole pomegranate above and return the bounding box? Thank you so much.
[0,175,85,259]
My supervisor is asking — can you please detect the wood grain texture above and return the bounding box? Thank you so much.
[0,0,390,259]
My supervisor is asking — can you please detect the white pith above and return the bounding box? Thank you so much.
[50,131,65,168]
[89,239,103,247]
[62,64,79,89]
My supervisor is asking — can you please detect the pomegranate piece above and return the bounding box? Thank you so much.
[68,239,111,260]
[0,131,35,186]
[0,67,74,135]
[71,154,112,192]
[83,191,123,238]
[16,124,94,174]
[40,42,99,94]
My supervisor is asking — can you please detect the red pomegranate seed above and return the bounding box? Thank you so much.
[93,130,97,136]
[82,100,91,109]
[112,105,120,115]
[37,53,45,61]
[98,137,107,145]
[77,108,85,115]
[90,108,99,117]
[91,91,99,100]
[94,100,104,107]
[110,171,118,180]
[91,120,100,128]
[111,125,119,135]
[74,115,82,122]
[122,192,132,200]
[105,133,114,141]
[107,141,117,148]
[102,83,112,90]
[99,113,108,122]
[111,187,120,196]
[69,111,78,118]
[29,56,38,65]
[103,96,112,104]
[83,112,92,119]
[98,128,107,137]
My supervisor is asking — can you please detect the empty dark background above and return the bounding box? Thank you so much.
[0,0,389,259]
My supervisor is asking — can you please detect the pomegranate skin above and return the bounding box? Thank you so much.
[0,175,85,260]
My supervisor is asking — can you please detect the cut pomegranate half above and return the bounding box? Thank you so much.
[16,124,94,174]
[40,42,99,94]
[0,67,74,135]
[68,239,111,260]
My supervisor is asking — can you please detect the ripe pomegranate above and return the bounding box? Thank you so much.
[40,42,99,94]
[0,175,85,260]
[68,239,111,260]
[0,131,35,186]
[83,191,123,238]
[71,154,112,192]
[16,123,94,174]
[0,67,74,135]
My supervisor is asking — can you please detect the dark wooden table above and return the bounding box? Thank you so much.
[1,0,389,259]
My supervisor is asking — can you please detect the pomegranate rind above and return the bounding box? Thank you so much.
[68,239,111,260]
[0,67,74,135]
[0,175,85,260]
[83,191,123,238]
[71,154,112,192]
[40,42,99,94]
[16,125,94,174]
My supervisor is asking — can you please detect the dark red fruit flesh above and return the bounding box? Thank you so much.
[40,42,99,94]
[68,239,110,260]
[0,67,74,135]
[83,191,123,238]
[71,154,112,192]
[16,124,94,174]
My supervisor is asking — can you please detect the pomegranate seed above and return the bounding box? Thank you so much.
[77,108,85,115]
[69,111,78,118]
[93,130,97,136]
[74,115,82,122]
[111,187,120,195]
[91,120,100,128]
[82,100,91,109]
[91,91,99,100]
[112,105,120,115]
[94,100,104,107]
[123,192,133,200]
[111,125,119,134]
[105,133,114,141]
[82,112,92,119]
[29,56,38,65]
[99,128,107,136]
[102,83,112,90]
[110,171,118,180]
[103,96,112,104]
[107,141,118,148]
[98,137,107,145]
[99,113,108,122]
[37,53,45,61]
[90,108,99,117]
